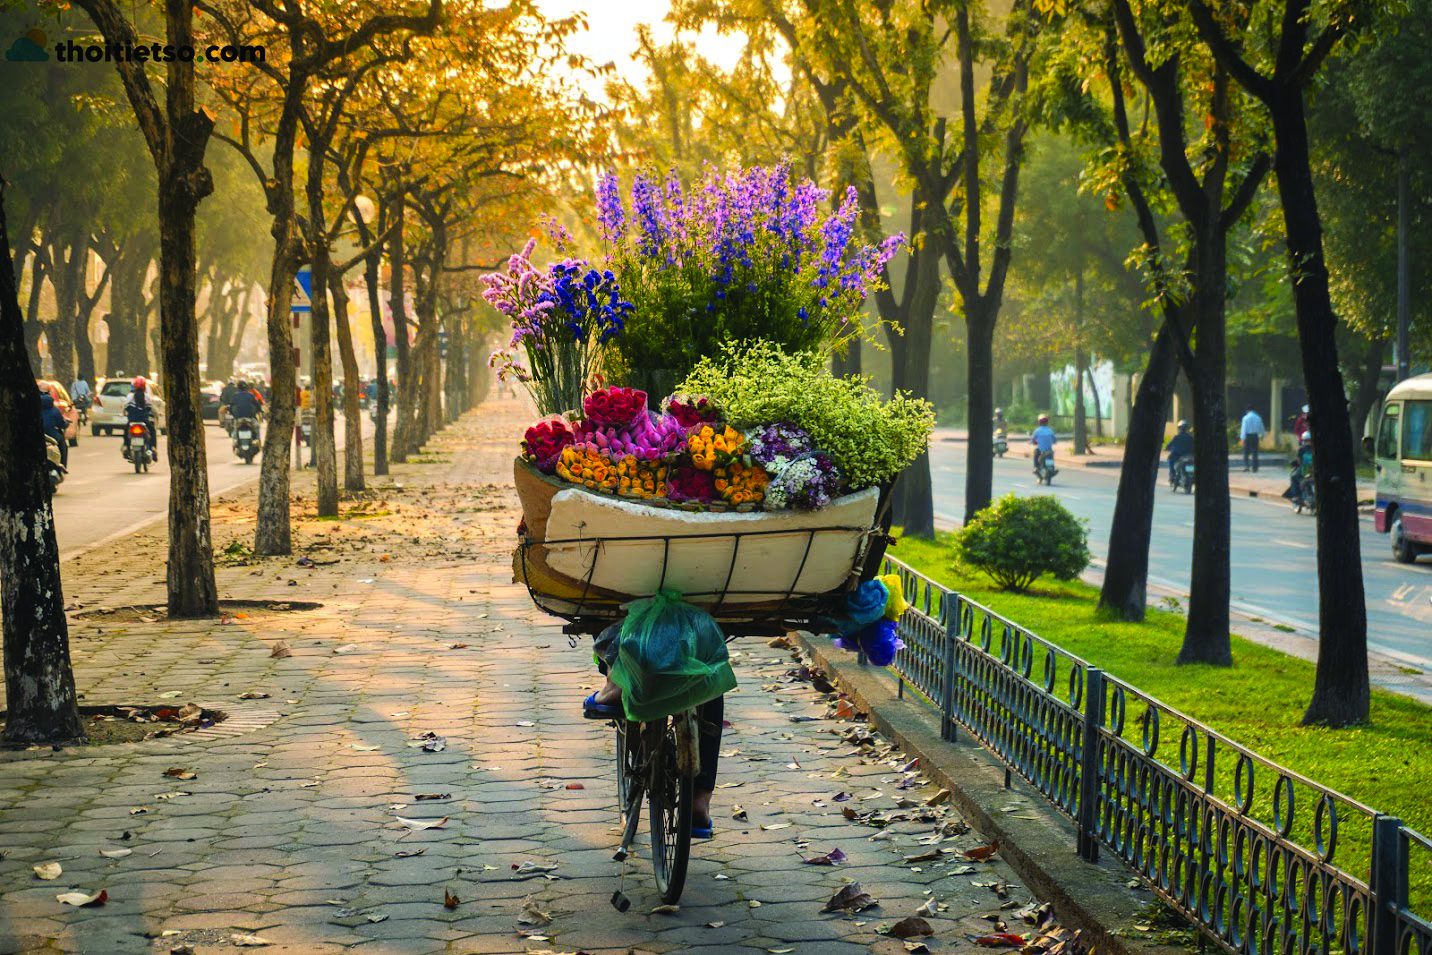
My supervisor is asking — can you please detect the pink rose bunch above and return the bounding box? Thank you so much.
[522,419,574,473]
[584,387,648,429]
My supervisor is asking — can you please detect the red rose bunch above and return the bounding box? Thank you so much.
[583,387,648,429]
[666,463,716,503]
[664,393,720,429]
[522,418,574,473]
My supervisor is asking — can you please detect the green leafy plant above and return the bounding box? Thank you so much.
[679,341,934,489]
[952,494,1090,592]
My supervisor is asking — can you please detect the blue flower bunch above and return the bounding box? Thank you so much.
[483,239,634,416]
[764,450,842,512]
[595,163,905,385]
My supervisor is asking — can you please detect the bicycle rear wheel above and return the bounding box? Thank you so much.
[647,717,693,904]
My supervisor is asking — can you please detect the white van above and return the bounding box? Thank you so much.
[1372,373,1432,563]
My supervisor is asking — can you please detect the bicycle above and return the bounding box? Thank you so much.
[610,707,699,905]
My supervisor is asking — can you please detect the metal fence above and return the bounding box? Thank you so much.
[878,555,1430,955]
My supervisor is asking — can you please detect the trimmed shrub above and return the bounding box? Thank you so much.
[952,494,1090,592]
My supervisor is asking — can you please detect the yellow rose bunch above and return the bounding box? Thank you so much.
[688,424,746,471]
[616,455,669,500]
[713,460,771,506]
[555,445,619,493]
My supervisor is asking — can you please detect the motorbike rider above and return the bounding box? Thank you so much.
[228,380,263,444]
[125,376,159,457]
[1165,420,1194,483]
[39,384,69,469]
[1283,430,1315,503]
[993,407,1006,432]
[69,375,92,414]
[1291,404,1309,443]
[1031,414,1058,475]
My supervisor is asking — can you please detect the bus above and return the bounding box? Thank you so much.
[1372,373,1432,563]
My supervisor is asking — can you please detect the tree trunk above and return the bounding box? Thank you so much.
[1089,369,1104,439]
[0,179,85,745]
[309,252,337,517]
[1179,232,1232,665]
[1348,334,1387,461]
[388,203,411,464]
[964,308,997,523]
[253,85,305,557]
[1269,93,1370,725]
[48,236,84,386]
[329,268,364,492]
[1098,322,1180,621]
[156,147,220,617]
[364,246,388,476]
[23,254,44,373]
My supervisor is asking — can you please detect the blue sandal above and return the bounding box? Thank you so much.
[582,693,622,720]
[691,821,714,840]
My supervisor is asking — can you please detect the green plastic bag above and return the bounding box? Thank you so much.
[608,590,737,722]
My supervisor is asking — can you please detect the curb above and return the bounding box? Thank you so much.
[795,633,1184,955]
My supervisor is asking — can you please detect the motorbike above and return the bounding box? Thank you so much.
[1171,455,1195,494]
[1034,449,1057,485]
[232,417,260,464]
[1290,461,1316,514]
[298,412,315,447]
[993,428,1008,458]
[44,435,66,491]
[122,422,155,473]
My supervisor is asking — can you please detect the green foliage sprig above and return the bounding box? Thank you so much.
[679,341,934,489]
[952,494,1090,592]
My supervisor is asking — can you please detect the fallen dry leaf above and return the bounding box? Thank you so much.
[965,841,1000,861]
[443,888,460,910]
[760,822,790,831]
[823,882,879,913]
[915,898,938,918]
[229,934,270,946]
[651,904,680,914]
[926,788,951,807]
[517,895,552,926]
[99,848,132,859]
[731,805,748,821]
[891,916,935,939]
[34,862,62,881]
[237,691,270,700]
[394,816,448,830]
[333,644,360,654]
[803,848,847,866]
[269,642,292,659]
[163,768,197,780]
[56,889,107,907]
[395,848,426,858]
[974,933,1027,947]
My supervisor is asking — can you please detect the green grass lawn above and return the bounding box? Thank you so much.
[889,532,1432,907]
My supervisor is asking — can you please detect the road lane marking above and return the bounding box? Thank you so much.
[1271,538,1314,550]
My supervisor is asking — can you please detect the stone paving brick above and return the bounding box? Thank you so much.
[0,395,1053,953]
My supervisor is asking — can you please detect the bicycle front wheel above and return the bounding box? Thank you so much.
[647,717,693,904]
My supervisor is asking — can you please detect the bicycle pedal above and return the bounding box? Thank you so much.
[612,849,629,862]
[610,889,631,912]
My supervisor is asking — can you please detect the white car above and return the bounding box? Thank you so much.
[91,379,166,436]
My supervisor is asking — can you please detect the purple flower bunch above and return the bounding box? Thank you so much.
[745,422,816,475]
[595,164,906,379]
[764,451,841,511]
[482,239,633,416]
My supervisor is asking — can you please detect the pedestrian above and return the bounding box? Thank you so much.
[1240,405,1266,472]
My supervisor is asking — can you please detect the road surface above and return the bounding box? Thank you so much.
[930,440,1432,671]
[52,416,375,560]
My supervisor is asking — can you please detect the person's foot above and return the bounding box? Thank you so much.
[592,677,621,706]
[692,790,714,839]
[582,677,623,719]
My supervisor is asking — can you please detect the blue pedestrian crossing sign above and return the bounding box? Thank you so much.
[291,266,313,313]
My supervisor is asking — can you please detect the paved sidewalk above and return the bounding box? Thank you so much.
[0,397,1060,954]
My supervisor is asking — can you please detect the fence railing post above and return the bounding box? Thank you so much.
[1370,815,1406,955]
[941,608,959,742]
[1077,667,1105,863]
